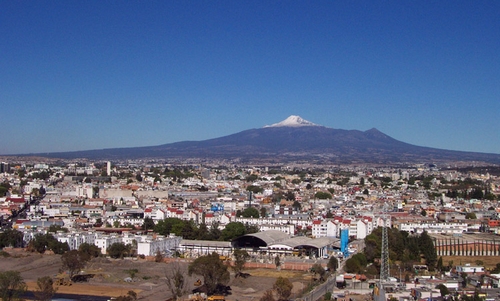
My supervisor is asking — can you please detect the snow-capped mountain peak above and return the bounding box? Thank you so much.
[264,115,319,128]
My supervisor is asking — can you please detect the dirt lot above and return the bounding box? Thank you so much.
[441,256,500,270]
[0,249,314,301]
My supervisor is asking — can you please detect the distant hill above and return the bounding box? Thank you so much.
[15,116,500,164]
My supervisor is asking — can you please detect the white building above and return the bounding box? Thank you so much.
[137,235,181,256]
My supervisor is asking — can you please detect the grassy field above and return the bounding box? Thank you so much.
[441,256,500,269]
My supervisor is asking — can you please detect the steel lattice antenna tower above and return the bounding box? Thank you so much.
[380,202,390,283]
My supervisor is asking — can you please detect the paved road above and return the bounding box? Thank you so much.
[296,248,357,301]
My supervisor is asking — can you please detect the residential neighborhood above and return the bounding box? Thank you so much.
[1,158,500,300]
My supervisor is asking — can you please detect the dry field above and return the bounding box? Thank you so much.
[0,249,311,301]
[440,256,500,270]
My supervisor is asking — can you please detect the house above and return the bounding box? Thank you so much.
[456,263,485,275]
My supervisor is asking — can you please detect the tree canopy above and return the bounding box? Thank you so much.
[78,243,101,261]
[188,252,230,295]
[327,256,338,272]
[273,277,293,301]
[61,250,89,279]
[0,229,24,249]
[107,242,131,259]
[221,222,246,241]
[364,228,438,272]
[314,191,332,199]
[240,207,260,218]
[34,276,57,301]
[0,270,27,301]
[27,233,69,254]
[232,249,250,277]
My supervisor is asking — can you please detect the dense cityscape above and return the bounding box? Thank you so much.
[3,0,500,300]
[1,157,499,300]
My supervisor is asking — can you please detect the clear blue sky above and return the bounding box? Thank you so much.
[1,1,499,155]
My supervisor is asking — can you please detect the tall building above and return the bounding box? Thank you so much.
[0,162,9,173]
[106,161,111,176]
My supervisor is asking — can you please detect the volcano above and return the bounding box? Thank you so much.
[16,116,500,164]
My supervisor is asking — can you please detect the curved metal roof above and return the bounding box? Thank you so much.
[231,230,291,248]
[245,230,291,244]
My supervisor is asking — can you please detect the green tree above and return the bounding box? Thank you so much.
[28,233,51,253]
[47,224,69,233]
[245,174,258,182]
[437,256,444,271]
[108,242,129,259]
[0,270,27,301]
[0,182,11,197]
[461,272,468,288]
[49,240,70,255]
[273,277,293,301]
[188,252,230,295]
[260,207,267,218]
[245,223,260,234]
[327,256,338,272]
[419,231,437,271]
[61,250,88,279]
[314,191,332,199]
[33,276,57,301]
[221,222,246,241]
[241,207,260,218]
[208,222,222,240]
[292,200,301,210]
[246,185,264,194]
[28,233,69,254]
[233,249,250,278]
[310,263,326,281]
[154,218,184,236]
[436,284,450,297]
[142,217,155,231]
[345,257,362,273]
[465,212,477,219]
[0,229,24,249]
[78,243,101,261]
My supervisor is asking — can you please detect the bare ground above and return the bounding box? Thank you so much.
[440,256,500,269]
[0,249,312,301]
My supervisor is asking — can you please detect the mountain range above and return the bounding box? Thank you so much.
[15,116,500,164]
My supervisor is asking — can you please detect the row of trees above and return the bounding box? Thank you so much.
[26,233,70,254]
[153,218,258,241]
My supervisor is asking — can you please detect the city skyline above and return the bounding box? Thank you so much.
[1,1,499,155]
